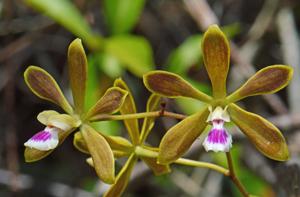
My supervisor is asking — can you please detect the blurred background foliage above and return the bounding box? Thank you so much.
[0,0,300,196]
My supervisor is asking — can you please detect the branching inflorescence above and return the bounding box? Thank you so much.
[23,25,293,197]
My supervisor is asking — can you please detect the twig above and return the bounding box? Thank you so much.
[276,7,300,114]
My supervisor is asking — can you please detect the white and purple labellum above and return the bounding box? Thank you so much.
[24,127,59,151]
[203,106,232,152]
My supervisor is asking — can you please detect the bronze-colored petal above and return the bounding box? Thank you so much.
[101,133,134,153]
[24,66,73,114]
[104,154,137,197]
[158,107,209,164]
[143,71,212,102]
[81,125,115,184]
[227,65,293,103]
[202,25,230,98]
[139,94,162,143]
[68,38,88,113]
[114,78,139,145]
[73,131,89,154]
[25,129,73,162]
[86,87,128,119]
[141,157,171,176]
[228,104,289,161]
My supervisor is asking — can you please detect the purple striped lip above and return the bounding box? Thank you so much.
[30,130,52,142]
[207,129,228,144]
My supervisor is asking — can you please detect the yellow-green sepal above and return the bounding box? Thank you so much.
[24,66,73,114]
[227,65,293,103]
[228,104,289,161]
[158,107,209,164]
[73,131,89,154]
[68,38,88,114]
[86,87,128,119]
[140,145,171,175]
[24,129,74,162]
[139,94,162,143]
[73,131,132,157]
[104,154,137,197]
[114,78,140,145]
[81,124,115,184]
[143,70,212,102]
[202,25,230,98]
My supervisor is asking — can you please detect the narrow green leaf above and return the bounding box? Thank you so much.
[104,0,145,34]
[166,35,202,74]
[24,0,102,49]
[68,38,87,113]
[105,35,154,77]
[81,125,115,184]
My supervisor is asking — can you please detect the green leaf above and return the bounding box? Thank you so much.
[166,35,202,74]
[99,53,124,78]
[24,0,102,50]
[105,35,154,77]
[104,0,145,34]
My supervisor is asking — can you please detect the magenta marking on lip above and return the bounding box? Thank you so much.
[207,129,228,144]
[31,130,52,142]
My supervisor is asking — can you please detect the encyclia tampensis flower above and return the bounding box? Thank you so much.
[23,38,129,184]
[73,78,170,197]
[143,24,293,164]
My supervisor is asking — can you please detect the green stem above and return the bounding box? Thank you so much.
[174,158,229,176]
[90,111,187,122]
[226,152,249,197]
[134,146,229,176]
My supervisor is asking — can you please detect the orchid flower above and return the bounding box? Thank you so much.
[24,39,128,184]
[73,78,170,197]
[143,24,293,164]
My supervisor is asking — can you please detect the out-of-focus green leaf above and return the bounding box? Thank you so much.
[105,35,154,77]
[25,0,101,50]
[165,23,240,75]
[86,54,101,110]
[166,35,202,74]
[104,0,145,34]
[100,53,124,78]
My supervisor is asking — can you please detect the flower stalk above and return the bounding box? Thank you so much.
[226,151,249,197]
[134,146,229,176]
[90,110,187,121]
